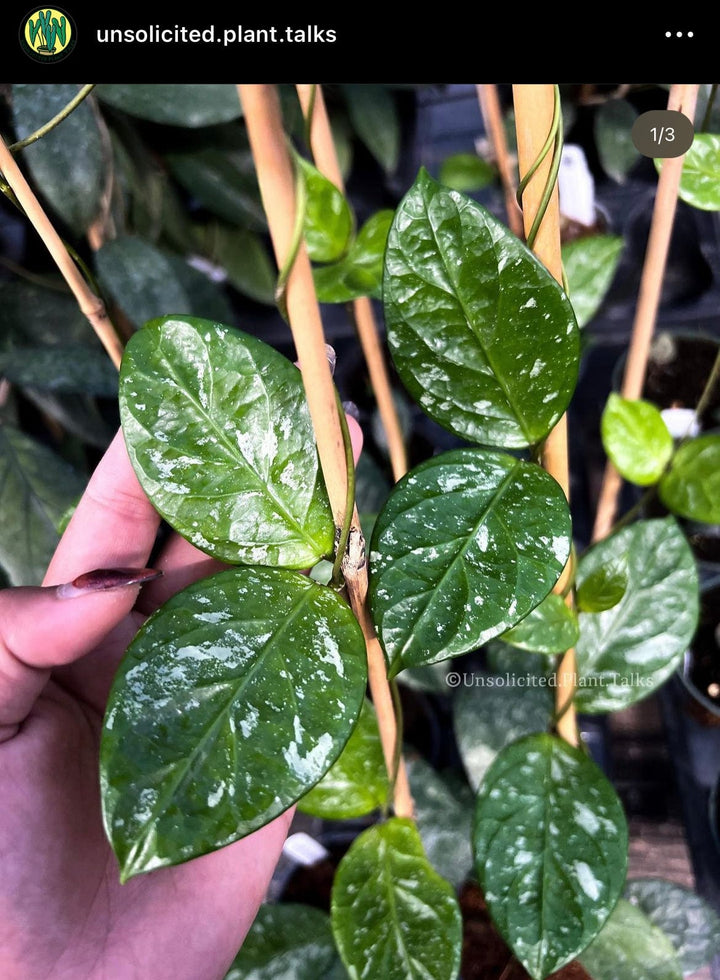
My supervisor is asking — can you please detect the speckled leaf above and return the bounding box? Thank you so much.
[331,817,462,980]
[296,155,353,263]
[672,134,720,210]
[595,100,639,183]
[474,733,628,980]
[453,669,553,790]
[500,593,579,654]
[96,84,243,127]
[342,84,400,173]
[575,518,698,713]
[12,84,105,234]
[101,567,367,882]
[659,434,720,523]
[576,555,628,613]
[579,899,683,980]
[439,153,495,192]
[0,424,86,585]
[384,169,579,448]
[625,878,720,975]
[298,699,389,819]
[313,209,393,302]
[601,394,674,486]
[368,448,571,676]
[562,236,623,328]
[224,903,345,980]
[0,345,118,396]
[119,316,334,567]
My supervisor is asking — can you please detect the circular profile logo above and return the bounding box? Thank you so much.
[19,8,76,63]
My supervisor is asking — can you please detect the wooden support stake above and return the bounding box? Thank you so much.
[477,85,524,239]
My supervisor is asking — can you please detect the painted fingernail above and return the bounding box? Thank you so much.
[342,400,360,422]
[325,344,337,376]
[55,567,163,600]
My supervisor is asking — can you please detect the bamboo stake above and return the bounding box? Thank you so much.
[238,84,412,819]
[592,84,699,543]
[0,135,123,369]
[477,85,524,239]
[296,84,408,483]
[513,85,577,747]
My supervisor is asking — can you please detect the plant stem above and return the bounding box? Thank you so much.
[238,83,413,820]
[700,84,718,133]
[332,390,356,586]
[592,84,700,543]
[8,84,96,152]
[0,135,123,369]
[513,84,577,747]
[296,83,408,483]
[477,85,524,239]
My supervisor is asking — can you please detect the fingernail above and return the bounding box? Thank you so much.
[325,344,337,376]
[342,400,360,422]
[55,567,162,600]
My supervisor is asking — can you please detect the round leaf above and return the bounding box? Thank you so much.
[438,152,495,192]
[659,433,720,523]
[331,817,463,980]
[166,148,266,231]
[383,169,579,448]
[579,898,683,980]
[576,554,628,613]
[119,316,334,568]
[575,518,699,713]
[500,592,579,654]
[296,155,353,263]
[199,225,276,305]
[601,394,674,486]
[595,99,639,183]
[313,209,393,302]
[369,448,572,676]
[342,84,400,173]
[474,733,628,980]
[672,134,720,211]
[101,567,367,881]
[0,344,118,396]
[96,84,243,126]
[562,235,624,328]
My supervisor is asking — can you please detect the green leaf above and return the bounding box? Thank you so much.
[21,390,113,448]
[119,316,334,568]
[96,236,233,330]
[625,878,720,975]
[166,147,267,231]
[595,99,639,183]
[562,235,623,328]
[369,448,571,676]
[474,733,628,980]
[485,640,554,678]
[659,433,720,523]
[399,662,451,695]
[672,134,720,210]
[0,281,94,349]
[200,225,276,305]
[601,393,674,486]
[579,899,683,980]
[12,84,106,234]
[342,85,400,173]
[0,424,86,585]
[0,345,118,396]
[438,152,495,192]
[296,155,353,263]
[576,554,628,613]
[575,518,699,712]
[298,699,389,819]
[384,169,579,448]
[331,817,462,980]
[101,567,367,881]
[453,669,553,790]
[406,756,475,889]
[500,592,579,654]
[96,84,243,126]
[313,209,393,302]
[224,903,345,980]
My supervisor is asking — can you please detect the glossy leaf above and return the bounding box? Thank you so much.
[119,316,334,567]
[453,669,553,790]
[576,554,628,613]
[298,699,389,819]
[601,394,674,486]
[101,567,367,881]
[0,424,86,585]
[12,84,105,234]
[438,152,495,192]
[96,84,243,126]
[500,592,579,654]
[296,155,353,263]
[342,84,400,173]
[575,518,698,712]
[579,899,683,980]
[313,209,393,302]
[199,225,276,305]
[0,345,118,396]
[166,148,266,231]
[384,169,579,448]
[331,817,462,980]
[673,134,720,210]
[474,733,628,980]
[659,434,720,523]
[595,99,639,183]
[369,448,571,676]
[562,235,623,327]
[625,878,720,975]
[224,903,345,980]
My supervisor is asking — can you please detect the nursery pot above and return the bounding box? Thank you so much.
[678,582,720,727]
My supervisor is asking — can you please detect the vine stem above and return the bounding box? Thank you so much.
[8,84,96,151]
[237,84,413,820]
[0,134,123,370]
[592,84,700,543]
[513,85,577,747]
[477,85,524,239]
[296,83,409,483]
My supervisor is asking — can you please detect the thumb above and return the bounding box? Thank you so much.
[0,568,160,740]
